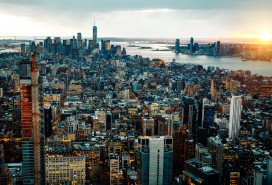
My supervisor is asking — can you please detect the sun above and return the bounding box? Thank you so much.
[235,33,272,43]
[258,33,272,42]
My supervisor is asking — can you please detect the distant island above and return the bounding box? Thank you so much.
[139,46,152,49]
[127,45,139,47]
[152,49,170,51]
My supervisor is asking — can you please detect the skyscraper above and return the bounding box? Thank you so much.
[190,37,194,53]
[104,40,111,51]
[216,41,221,56]
[0,144,14,185]
[77,33,82,48]
[44,37,52,53]
[72,35,77,50]
[106,111,112,131]
[175,39,180,53]
[93,21,97,44]
[110,155,119,185]
[201,98,216,128]
[268,156,272,185]
[207,136,224,183]
[136,136,173,185]
[19,58,42,185]
[44,102,52,138]
[229,96,242,140]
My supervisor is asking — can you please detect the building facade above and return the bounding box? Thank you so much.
[229,96,242,140]
[136,136,173,185]
[45,154,86,185]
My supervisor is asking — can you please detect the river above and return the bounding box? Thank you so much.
[113,42,272,77]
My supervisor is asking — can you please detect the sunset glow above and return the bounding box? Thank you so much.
[235,33,272,43]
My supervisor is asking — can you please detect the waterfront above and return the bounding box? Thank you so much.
[114,42,272,77]
[1,39,272,76]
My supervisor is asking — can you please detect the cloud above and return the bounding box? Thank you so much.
[0,0,271,38]
[1,0,272,11]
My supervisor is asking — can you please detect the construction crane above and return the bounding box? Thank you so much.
[5,44,41,185]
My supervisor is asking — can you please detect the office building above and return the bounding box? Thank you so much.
[190,37,194,53]
[136,136,173,185]
[268,156,272,185]
[142,117,154,136]
[181,159,219,185]
[44,102,52,138]
[181,97,198,139]
[201,98,216,128]
[105,40,111,51]
[72,35,77,50]
[106,111,112,131]
[172,125,189,176]
[211,79,221,102]
[116,45,121,55]
[110,155,119,185]
[93,22,97,44]
[0,144,13,185]
[175,39,180,53]
[77,33,82,48]
[45,154,86,185]
[229,96,242,140]
[216,41,221,56]
[207,136,224,183]
[44,37,52,53]
[88,40,95,50]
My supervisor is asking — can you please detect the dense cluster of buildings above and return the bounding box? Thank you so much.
[175,37,272,61]
[0,24,272,185]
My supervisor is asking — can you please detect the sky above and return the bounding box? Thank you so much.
[0,0,272,39]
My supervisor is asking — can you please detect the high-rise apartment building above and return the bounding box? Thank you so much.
[136,136,173,185]
[229,96,242,140]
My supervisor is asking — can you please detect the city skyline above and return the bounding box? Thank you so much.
[0,1,272,185]
[0,0,272,41]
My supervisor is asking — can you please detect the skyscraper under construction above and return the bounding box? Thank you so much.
[19,58,43,185]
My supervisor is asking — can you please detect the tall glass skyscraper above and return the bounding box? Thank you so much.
[229,96,242,140]
[93,22,97,44]
[190,37,194,53]
[136,136,173,185]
